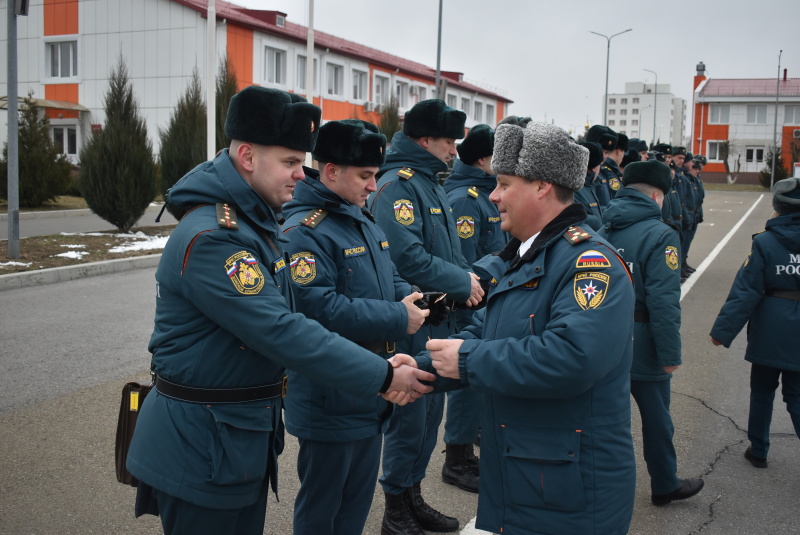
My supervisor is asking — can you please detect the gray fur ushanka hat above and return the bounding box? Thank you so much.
[773,177,800,215]
[492,122,589,191]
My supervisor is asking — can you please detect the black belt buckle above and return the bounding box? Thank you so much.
[281,375,288,398]
[385,342,396,354]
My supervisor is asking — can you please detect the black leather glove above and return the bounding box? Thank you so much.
[414,291,450,327]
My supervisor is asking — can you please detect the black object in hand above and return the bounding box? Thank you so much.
[414,292,450,326]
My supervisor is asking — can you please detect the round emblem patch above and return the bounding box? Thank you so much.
[290,252,317,284]
[393,199,415,226]
[225,251,265,295]
[574,272,609,310]
[665,246,679,270]
[456,216,475,239]
[609,177,621,191]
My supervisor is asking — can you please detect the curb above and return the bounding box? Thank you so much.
[0,254,161,292]
[0,208,93,221]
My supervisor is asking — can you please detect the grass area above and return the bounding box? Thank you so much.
[0,195,90,212]
[703,183,769,192]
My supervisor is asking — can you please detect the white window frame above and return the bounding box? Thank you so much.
[785,105,800,125]
[295,55,318,94]
[474,101,483,122]
[745,146,765,163]
[51,120,80,164]
[621,98,628,104]
[608,119,615,126]
[461,97,471,117]
[264,46,287,86]
[486,104,495,124]
[352,69,367,101]
[709,104,730,124]
[374,74,390,105]
[43,35,80,83]
[620,120,627,126]
[446,94,457,109]
[707,140,724,161]
[746,105,767,124]
[325,62,344,97]
[395,80,409,108]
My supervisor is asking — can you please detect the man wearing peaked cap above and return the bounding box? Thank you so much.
[574,141,606,230]
[599,159,705,506]
[585,125,617,209]
[440,124,507,494]
[127,89,436,535]
[368,99,483,534]
[601,132,628,200]
[282,119,431,535]
[425,121,638,534]
[629,138,650,161]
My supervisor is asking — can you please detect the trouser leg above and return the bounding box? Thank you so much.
[779,369,800,440]
[630,379,680,495]
[748,363,780,458]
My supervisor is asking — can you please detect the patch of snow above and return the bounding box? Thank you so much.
[60,244,87,248]
[54,251,90,259]
[108,235,169,253]
[1,261,33,267]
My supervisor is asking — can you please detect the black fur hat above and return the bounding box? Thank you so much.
[579,141,604,170]
[623,160,671,194]
[629,138,649,153]
[224,86,321,152]
[586,125,618,151]
[672,146,687,157]
[457,124,495,164]
[403,99,466,139]
[621,148,641,168]
[312,120,386,167]
[616,133,629,152]
[652,143,673,155]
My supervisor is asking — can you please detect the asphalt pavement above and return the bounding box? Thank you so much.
[1,190,798,534]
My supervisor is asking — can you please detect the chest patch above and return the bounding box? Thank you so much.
[429,207,443,215]
[393,199,415,226]
[488,216,500,223]
[665,246,680,270]
[290,252,317,284]
[380,240,390,250]
[575,250,611,269]
[344,245,367,258]
[225,251,265,295]
[521,279,539,290]
[574,272,609,310]
[456,216,475,239]
[273,257,287,274]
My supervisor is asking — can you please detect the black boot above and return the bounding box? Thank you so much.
[464,442,480,474]
[408,481,459,532]
[685,263,696,274]
[442,444,480,493]
[681,263,690,280]
[381,490,424,535]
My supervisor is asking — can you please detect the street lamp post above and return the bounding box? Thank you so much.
[644,68,657,144]
[590,29,632,125]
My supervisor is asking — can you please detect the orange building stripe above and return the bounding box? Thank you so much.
[226,24,254,90]
[44,0,79,36]
[43,84,80,118]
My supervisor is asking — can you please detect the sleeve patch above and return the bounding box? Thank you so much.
[575,250,611,269]
[457,216,475,239]
[574,272,609,310]
[290,252,317,284]
[225,251,265,295]
[397,167,415,180]
[665,246,680,270]
[467,186,480,198]
[393,199,415,225]
[743,251,752,268]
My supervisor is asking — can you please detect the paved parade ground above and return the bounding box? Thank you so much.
[1,190,798,534]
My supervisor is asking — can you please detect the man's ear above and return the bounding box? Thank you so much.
[236,143,255,173]
[323,162,339,181]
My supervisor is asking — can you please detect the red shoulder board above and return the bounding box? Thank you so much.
[563,226,591,245]
[397,167,415,180]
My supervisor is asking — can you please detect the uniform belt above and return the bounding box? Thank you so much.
[634,309,650,323]
[155,375,287,404]
[356,341,396,354]
[765,289,800,301]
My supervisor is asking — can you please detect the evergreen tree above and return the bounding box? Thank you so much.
[216,55,238,152]
[759,147,789,189]
[0,92,71,207]
[79,56,157,232]
[379,97,401,143]
[159,69,206,217]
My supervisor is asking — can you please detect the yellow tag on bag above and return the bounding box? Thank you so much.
[130,391,140,412]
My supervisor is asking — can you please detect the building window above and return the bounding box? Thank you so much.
[745,147,765,163]
[46,40,78,79]
[609,98,616,104]
[375,75,390,105]
[632,119,639,126]
[608,109,616,116]
[632,108,639,115]
[620,120,627,126]
[276,15,286,27]
[621,98,628,104]
[707,141,724,161]
[486,104,495,123]
[326,63,344,96]
[352,69,367,100]
[296,56,318,93]
[608,120,615,126]
[709,104,730,124]
[633,97,639,104]
[620,109,627,115]
[447,94,457,109]
[395,81,409,108]
[461,97,470,116]
[746,105,767,124]
[53,125,77,157]
[631,131,638,137]
[474,101,483,121]
[265,47,286,85]
[785,105,800,125]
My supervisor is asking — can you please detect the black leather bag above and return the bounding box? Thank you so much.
[115,380,153,486]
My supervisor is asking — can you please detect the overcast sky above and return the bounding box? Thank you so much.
[237,0,798,140]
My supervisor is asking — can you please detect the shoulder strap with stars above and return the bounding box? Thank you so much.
[216,203,239,230]
[562,225,591,245]
[397,167,415,180]
[467,186,480,199]
[299,208,328,228]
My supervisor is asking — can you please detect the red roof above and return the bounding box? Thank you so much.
[172,0,512,103]
[699,78,800,97]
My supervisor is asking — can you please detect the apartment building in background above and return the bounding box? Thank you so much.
[691,62,800,184]
[0,0,512,164]
[603,82,686,147]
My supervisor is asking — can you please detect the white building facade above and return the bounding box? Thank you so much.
[604,82,686,147]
